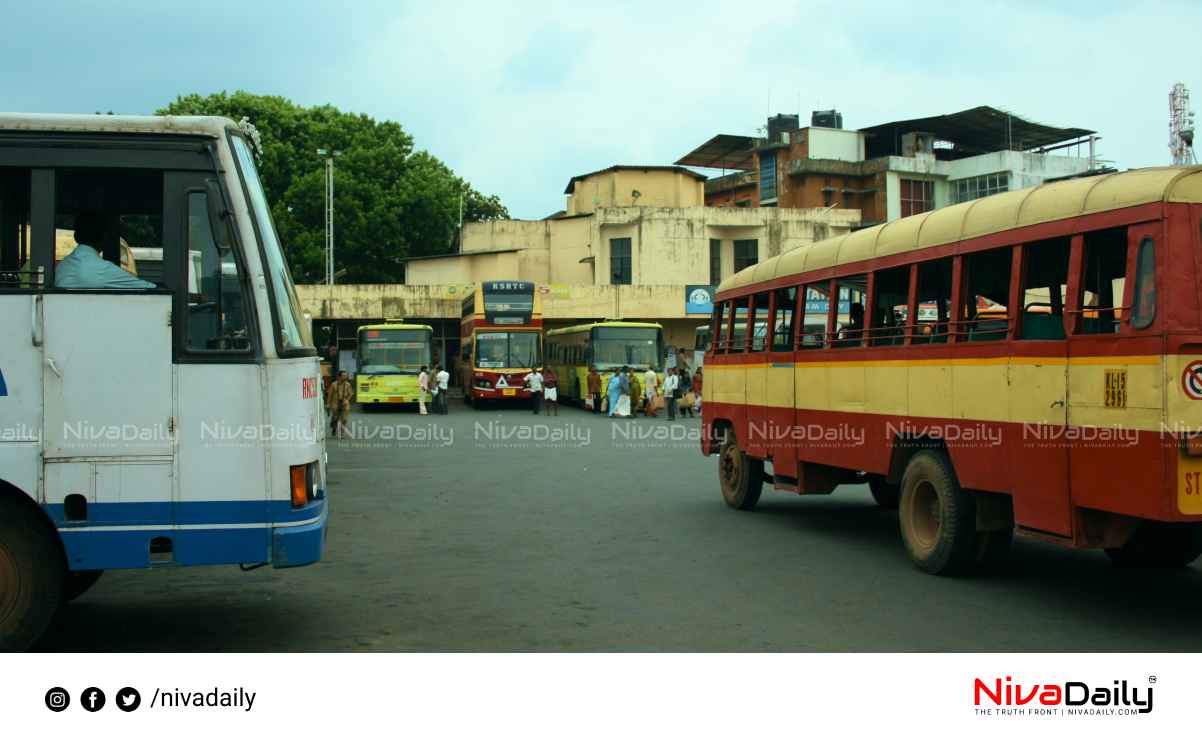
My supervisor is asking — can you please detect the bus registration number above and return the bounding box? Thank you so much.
[1104,369,1127,409]
[503,388,516,396]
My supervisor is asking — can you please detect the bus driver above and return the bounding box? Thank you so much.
[55,211,155,290]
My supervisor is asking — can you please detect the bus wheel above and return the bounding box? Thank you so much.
[869,477,900,509]
[719,430,763,510]
[0,499,64,650]
[898,450,976,575]
[61,570,103,604]
[1105,522,1202,569]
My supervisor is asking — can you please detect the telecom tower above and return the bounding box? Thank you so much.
[1170,82,1196,165]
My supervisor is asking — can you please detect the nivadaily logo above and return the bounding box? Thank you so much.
[974,675,1155,716]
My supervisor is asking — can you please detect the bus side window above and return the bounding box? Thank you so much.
[800,283,830,350]
[711,302,726,354]
[1077,227,1128,335]
[913,259,952,344]
[869,266,909,347]
[771,286,796,352]
[186,191,251,351]
[728,296,749,352]
[749,291,770,352]
[833,275,867,348]
[960,247,1012,342]
[1131,236,1155,330]
[1019,237,1070,341]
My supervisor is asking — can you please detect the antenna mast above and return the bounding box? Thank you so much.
[1170,82,1197,165]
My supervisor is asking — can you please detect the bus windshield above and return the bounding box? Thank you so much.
[358,329,431,374]
[592,326,661,370]
[476,331,540,368]
[231,134,313,353]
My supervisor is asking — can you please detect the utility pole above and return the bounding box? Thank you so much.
[317,148,342,285]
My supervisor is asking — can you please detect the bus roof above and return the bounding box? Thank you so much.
[546,321,663,336]
[0,113,235,138]
[718,165,1202,296]
[358,323,434,333]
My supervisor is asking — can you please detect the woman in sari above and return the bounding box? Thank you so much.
[606,369,622,418]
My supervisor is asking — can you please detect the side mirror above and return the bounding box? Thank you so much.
[205,179,233,252]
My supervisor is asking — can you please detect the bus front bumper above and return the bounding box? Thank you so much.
[357,394,422,403]
[272,498,329,568]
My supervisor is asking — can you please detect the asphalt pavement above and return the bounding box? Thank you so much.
[37,399,1202,651]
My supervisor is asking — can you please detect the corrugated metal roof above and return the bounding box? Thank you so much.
[861,105,1094,159]
[674,134,757,171]
[718,166,1202,295]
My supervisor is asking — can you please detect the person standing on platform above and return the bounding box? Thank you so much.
[587,367,602,414]
[417,365,430,415]
[524,367,544,415]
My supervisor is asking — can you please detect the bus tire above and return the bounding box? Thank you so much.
[869,477,900,509]
[61,570,103,604]
[898,449,976,575]
[1105,522,1202,569]
[719,430,763,511]
[0,498,64,650]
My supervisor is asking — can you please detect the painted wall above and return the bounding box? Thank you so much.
[807,127,865,162]
[566,169,705,215]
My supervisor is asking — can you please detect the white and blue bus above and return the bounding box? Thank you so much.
[0,113,329,649]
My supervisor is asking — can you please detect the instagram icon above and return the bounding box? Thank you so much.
[44,687,70,712]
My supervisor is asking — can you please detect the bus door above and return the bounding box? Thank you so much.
[766,288,798,481]
[1066,223,1163,518]
[166,170,270,563]
[1008,240,1072,536]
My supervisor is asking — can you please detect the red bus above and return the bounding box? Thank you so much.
[702,166,1202,575]
[459,281,543,405]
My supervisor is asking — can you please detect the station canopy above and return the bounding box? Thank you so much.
[674,134,758,171]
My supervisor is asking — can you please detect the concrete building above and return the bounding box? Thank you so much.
[679,105,1102,227]
[298,165,859,363]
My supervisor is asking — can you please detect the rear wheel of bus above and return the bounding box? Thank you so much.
[0,498,64,650]
[719,429,763,510]
[898,450,978,575]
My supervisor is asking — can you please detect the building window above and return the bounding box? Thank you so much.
[900,178,934,217]
[759,152,777,203]
[610,237,632,285]
[709,239,722,285]
[951,172,1009,204]
[734,240,758,272]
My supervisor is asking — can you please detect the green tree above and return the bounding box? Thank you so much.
[158,91,509,283]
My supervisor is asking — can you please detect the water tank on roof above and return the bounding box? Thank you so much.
[811,109,843,129]
[767,113,800,143]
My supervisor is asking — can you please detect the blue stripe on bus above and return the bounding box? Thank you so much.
[57,500,328,571]
[43,497,325,528]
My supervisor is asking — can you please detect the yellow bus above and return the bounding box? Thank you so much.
[355,321,434,406]
[546,321,664,404]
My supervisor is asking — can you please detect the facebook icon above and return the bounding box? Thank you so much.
[81,687,106,712]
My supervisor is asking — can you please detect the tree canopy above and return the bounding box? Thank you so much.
[158,92,508,283]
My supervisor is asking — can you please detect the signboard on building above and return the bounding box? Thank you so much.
[686,285,715,315]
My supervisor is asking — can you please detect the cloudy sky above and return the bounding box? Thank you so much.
[3,1,1198,218]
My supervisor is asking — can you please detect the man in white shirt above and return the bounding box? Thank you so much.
[417,365,430,415]
[435,366,451,414]
[523,367,544,415]
[663,367,680,421]
[55,212,155,290]
[643,367,658,414]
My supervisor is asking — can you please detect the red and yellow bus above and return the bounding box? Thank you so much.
[702,166,1202,575]
[459,281,543,406]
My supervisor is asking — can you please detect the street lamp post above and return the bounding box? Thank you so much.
[317,148,342,285]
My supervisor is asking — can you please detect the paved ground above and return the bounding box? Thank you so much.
[37,399,1202,651]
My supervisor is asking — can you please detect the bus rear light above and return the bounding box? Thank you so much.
[290,464,309,508]
[1183,433,1202,458]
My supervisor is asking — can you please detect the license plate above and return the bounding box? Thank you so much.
[388,397,402,402]
[503,388,516,396]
